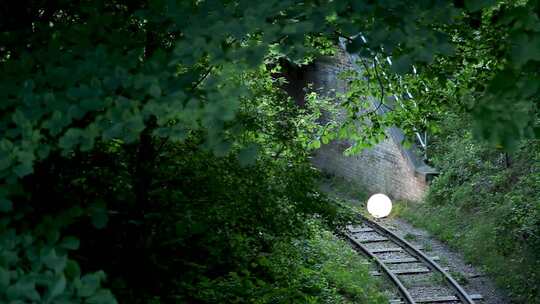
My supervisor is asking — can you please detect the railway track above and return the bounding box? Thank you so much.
[345,214,483,304]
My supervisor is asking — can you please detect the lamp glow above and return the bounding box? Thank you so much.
[366,193,392,218]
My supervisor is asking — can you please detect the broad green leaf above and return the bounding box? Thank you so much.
[153,126,187,142]
[87,290,118,304]
[12,110,29,127]
[78,271,106,297]
[309,140,321,149]
[148,84,162,98]
[45,228,61,244]
[13,162,33,178]
[91,209,109,230]
[0,198,13,213]
[0,155,14,171]
[0,266,9,289]
[64,260,81,279]
[59,128,85,151]
[43,111,70,136]
[6,278,40,301]
[59,236,80,250]
[42,249,67,274]
[47,274,67,300]
[321,134,330,144]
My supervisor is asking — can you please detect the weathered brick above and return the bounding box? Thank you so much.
[300,49,431,202]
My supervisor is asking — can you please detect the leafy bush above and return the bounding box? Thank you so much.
[0,47,383,302]
[1,137,384,302]
[195,221,387,303]
[399,115,540,303]
[0,223,115,304]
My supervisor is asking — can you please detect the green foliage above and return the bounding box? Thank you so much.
[196,221,387,303]
[331,0,539,152]
[2,0,536,187]
[1,128,374,302]
[0,223,116,304]
[0,31,373,301]
[399,115,540,303]
[2,0,540,302]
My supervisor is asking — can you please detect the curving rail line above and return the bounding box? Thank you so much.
[345,214,483,304]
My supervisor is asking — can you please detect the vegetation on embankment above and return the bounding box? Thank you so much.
[397,116,540,303]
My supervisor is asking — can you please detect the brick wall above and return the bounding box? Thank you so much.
[311,138,428,201]
[300,49,431,202]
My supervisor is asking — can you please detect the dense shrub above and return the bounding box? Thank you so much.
[0,52,386,301]
[0,223,115,303]
[195,221,387,303]
[1,136,387,303]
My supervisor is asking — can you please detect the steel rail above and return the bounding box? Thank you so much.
[345,231,416,304]
[357,214,476,304]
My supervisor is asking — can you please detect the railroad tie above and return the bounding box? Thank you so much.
[348,215,478,304]
[370,246,424,254]
[381,256,440,264]
[389,293,484,303]
[370,247,403,253]
[359,236,389,243]
[370,267,450,276]
[348,227,375,233]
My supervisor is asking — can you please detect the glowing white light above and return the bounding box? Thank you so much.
[367,193,392,218]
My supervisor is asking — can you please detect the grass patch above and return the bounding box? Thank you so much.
[438,256,449,266]
[421,240,433,252]
[266,221,389,304]
[404,233,418,242]
[449,270,469,286]
[203,220,389,304]
[399,197,540,303]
